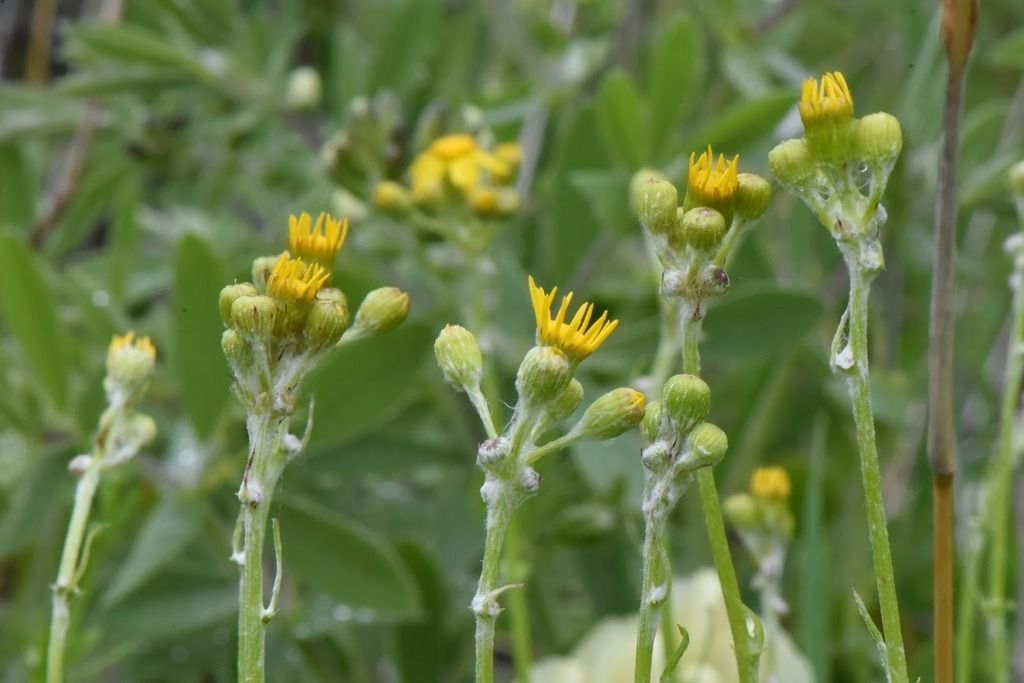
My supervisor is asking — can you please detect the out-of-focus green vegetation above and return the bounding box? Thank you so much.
[1,0,1023,681]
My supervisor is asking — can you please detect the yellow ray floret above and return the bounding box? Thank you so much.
[750,466,791,500]
[108,331,156,362]
[288,212,348,265]
[528,276,618,362]
[267,255,329,305]
[799,71,854,126]
[408,133,514,202]
[688,145,739,205]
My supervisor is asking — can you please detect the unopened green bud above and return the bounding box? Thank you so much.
[723,493,759,530]
[575,388,646,440]
[734,173,772,221]
[516,346,572,406]
[373,181,412,213]
[687,422,728,467]
[662,374,710,432]
[305,291,350,350]
[352,287,410,336]
[543,378,584,424]
[221,328,251,366]
[1010,161,1024,197]
[231,295,278,339]
[105,333,156,398]
[632,172,679,235]
[219,282,258,326]
[252,255,280,291]
[855,112,902,162]
[641,399,661,442]
[434,325,483,390]
[673,207,726,252]
[768,139,815,187]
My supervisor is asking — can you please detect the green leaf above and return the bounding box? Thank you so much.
[67,24,212,84]
[988,26,1024,69]
[685,91,794,154]
[702,285,823,358]
[102,497,204,606]
[596,69,649,168]
[102,583,237,642]
[568,170,634,234]
[306,322,431,449]
[0,143,36,229]
[0,234,69,408]
[276,494,422,620]
[0,450,72,558]
[172,235,230,439]
[368,0,442,96]
[648,15,701,151]
[395,543,449,683]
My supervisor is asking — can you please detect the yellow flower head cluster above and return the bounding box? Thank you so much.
[108,331,156,363]
[750,466,791,501]
[528,276,618,363]
[409,133,519,203]
[288,212,348,267]
[687,145,739,207]
[267,255,330,305]
[799,71,854,127]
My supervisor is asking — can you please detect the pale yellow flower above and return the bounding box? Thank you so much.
[108,331,156,363]
[408,134,512,202]
[750,466,791,501]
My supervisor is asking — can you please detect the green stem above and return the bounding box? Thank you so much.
[237,411,286,683]
[474,485,514,683]
[843,258,909,683]
[46,459,102,683]
[955,539,981,683]
[504,519,532,683]
[650,299,680,390]
[985,262,1024,683]
[635,512,669,683]
[679,307,759,683]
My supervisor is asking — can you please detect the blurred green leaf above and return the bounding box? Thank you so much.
[569,170,633,234]
[103,583,237,641]
[0,450,71,558]
[596,69,649,169]
[0,234,69,409]
[685,91,793,153]
[648,15,701,152]
[102,497,204,607]
[988,27,1024,68]
[395,542,449,683]
[368,0,443,96]
[307,322,431,449]
[703,285,823,357]
[276,494,422,620]
[67,24,212,84]
[0,144,35,229]
[172,235,230,439]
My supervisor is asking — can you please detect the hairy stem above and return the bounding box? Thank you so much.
[474,487,514,683]
[844,259,909,683]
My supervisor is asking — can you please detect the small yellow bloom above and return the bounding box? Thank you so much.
[687,145,739,207]
[528,276,618,363]
[108,331,156,363]
[267,255,330,305]
[408,133,512,202]
[799,71,854,127]
[750,466,791,500]
[470,187,499,215]
[288,212,348,268]
[494,142,523,175]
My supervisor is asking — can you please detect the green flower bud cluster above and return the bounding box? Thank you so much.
[640,374,728,479]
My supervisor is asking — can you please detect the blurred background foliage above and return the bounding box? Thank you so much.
[1,0,1023,681]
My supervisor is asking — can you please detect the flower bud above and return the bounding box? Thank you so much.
[106,333,156,398]
[673,207,726,252]
[470,187,499,215]
[477,436,512,469]
[687,422,728,468]
[252,255,281,291]
[855,112,902,162]
[574,388,646,441]
[750,466,791,501]
[662,374,710,432]
[768,139,815,187]
[723,493,759,530]
[219,282,258,326]
[221,328,251,366]
[516,346,572,406]
[495,142,523,170]
[631,172,679,235]
[231,295,278,339]
[734,173,772,221]
[1010,161,1024,197]
[284,65,322,110]
[641,399,661,442]
[493,187,521,215]
[352,287,410,337]
[434,325,483,391]
[373,180,412,213]
[305,291,350,350]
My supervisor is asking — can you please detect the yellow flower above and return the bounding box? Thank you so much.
[750,466,791,501]
[528,276,618,363]
[687,145,739,208]
[288,212,348,269]
[108,331,156,363]
[266,255,329,305]
[408,133,511,202]
[799,71,854,128]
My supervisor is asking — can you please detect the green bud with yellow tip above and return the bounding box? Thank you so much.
[434,325,483,392]
[574,388,646,440]
[352,287,410,337]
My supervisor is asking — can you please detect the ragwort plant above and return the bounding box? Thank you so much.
[219,212,409,683]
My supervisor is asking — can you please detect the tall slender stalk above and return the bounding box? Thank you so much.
[842,256,909,683]
[474,490,514,683]
[634,514,668,683]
